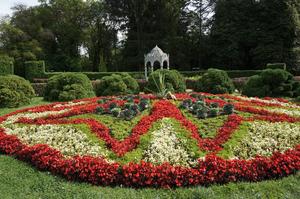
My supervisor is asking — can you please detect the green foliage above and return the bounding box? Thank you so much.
[0,55,14,75]
[218,122,250,159]
[196,68,235,94]
[0,155,299,199]
[118,73,139,94]
[44,73,95,102]
[0,75,35,108]
[180,98,234,120]
[182,110,228,139]
[210,0,300,70]
[0,21,42,77]
[243,69,299,97]
[266,63,287,70]
[71,110,149,141]
[24,61,46,81]
[223,104,235,115]
[146,69,186,93]
[95,73,139,96]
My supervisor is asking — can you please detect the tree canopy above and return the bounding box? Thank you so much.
[0,0,299,74]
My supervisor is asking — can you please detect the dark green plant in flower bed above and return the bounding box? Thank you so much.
[179,98,234,119]
[96,96,150,121]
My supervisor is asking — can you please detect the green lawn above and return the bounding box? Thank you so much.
[0,98,299,199]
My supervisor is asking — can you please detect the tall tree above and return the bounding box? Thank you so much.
[106,0,189,71]
[210,0,300,70]
[188,0,216,68]
[85,0,117,72]
[0,9,43,76]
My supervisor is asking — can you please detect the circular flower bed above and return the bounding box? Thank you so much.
[0,93,299,188]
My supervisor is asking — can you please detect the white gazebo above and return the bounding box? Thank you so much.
[144,45,169,80]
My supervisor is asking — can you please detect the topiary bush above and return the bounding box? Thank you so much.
[0,75,35,108]
[243,69,299,98]
[145,69,186,93]
[95,73,139,96]
[195,68,235,94]
[118,73,139,94]
[44,73,95,102]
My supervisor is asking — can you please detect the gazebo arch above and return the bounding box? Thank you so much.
[144,45,169,80]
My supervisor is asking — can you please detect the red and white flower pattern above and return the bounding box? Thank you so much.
[0,93,299,188]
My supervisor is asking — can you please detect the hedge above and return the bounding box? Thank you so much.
[0,58,14,75]
[25,60,268,82]
[24,61,46,81]
[266,63,287,70]
[180,70,263,78]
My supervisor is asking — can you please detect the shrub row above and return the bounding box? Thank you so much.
[24,61,269,82]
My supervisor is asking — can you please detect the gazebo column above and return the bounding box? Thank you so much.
[144,65,148,81]
[167,60,170,70]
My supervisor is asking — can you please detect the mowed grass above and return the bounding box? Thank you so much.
[0,98,300,199]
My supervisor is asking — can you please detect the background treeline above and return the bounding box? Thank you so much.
[0,0,299,76]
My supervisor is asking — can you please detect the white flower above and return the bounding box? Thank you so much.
[143,118,197,167]
[3,124,109,159]
[232,121,300,159]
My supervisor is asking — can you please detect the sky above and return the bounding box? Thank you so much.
[0,0,39,17]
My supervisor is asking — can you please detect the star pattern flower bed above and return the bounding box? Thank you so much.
[0,93,299,188]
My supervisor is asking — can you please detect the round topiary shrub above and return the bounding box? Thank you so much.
[0,75,35,108]
[243,69,299,98]
[242,75,270,97]
[95,73,139,96]
[118,73,139,94]
[195,68,235,94]
[44,73,95,101]
[145,69,186,93]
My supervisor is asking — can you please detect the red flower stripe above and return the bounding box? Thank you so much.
[0,132,299,188]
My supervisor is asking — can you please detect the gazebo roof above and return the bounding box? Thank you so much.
[145,45,168,59]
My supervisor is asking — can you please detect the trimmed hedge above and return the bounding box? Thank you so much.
[145,69,186,93]
[0,75,35,108]
[25,61,46,81]
[44,73,95,102]
[181,70,262,78]
[266,63,287,70]
[195,69,235,94]
[0,55,14,75]
[95,73,139,96]
[25,61,266,82]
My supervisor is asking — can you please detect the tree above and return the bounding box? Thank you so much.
[0,14,43,76]
[106,0,189,71]
[85,0,116,72]
[209,0,300,70]
[188,0,216,69]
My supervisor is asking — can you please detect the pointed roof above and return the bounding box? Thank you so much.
[150,45,164,55]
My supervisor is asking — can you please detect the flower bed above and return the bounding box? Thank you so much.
[0,93,299,188]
